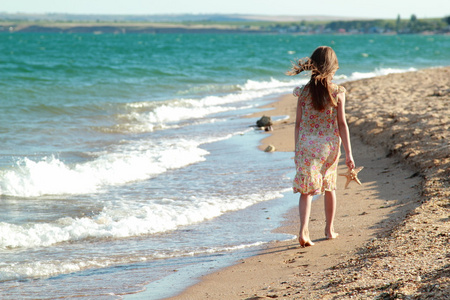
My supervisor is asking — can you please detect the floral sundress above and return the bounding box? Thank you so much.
[293,83,346,195]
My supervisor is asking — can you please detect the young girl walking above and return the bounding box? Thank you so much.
[287,46,355,247]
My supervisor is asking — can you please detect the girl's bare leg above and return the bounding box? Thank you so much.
[298,194,315,247]
[324,190,339,239]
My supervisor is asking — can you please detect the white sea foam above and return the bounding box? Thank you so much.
[0,239,280,282]
[0,190,284,250]
[286,67,417,84]
[345,67,417,81]
[0,137,214,197]
[0,260,103,282]
[117,101,233,133]
[235,67,416,95]
[239,77,304,91]
[116,77,302,134]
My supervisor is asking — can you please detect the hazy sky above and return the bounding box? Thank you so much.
[2,0,448,19]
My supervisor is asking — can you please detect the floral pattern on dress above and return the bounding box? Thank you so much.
[293,83,346,195]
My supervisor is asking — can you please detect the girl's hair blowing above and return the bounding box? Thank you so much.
[287,46,340,111]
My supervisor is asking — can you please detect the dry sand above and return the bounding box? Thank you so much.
[168,67,449,299]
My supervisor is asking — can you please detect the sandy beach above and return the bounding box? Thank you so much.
[168,67,449,299]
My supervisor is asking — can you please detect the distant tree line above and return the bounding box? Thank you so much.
[265,15,450,34]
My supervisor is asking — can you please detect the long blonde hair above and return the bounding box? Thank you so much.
[287,46,339,111]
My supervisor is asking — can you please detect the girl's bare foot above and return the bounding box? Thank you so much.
[299,229,315,247]
[325,229,339,240]
[326,232,339,239]
[298,237,315,247]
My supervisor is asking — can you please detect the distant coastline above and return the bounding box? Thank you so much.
[1,13,449,34]
[1,22,261,34]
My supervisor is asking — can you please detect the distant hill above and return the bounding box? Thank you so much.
[0,12,362,23]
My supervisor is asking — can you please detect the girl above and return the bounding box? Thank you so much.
[287,46,355,247]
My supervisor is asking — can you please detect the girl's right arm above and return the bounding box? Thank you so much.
[337,92,355,169]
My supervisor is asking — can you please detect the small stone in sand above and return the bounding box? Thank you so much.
[256,115,273,128]
[264,145,276,152]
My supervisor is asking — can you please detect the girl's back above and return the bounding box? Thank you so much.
[293,82,345,195]
[295,83,344,140]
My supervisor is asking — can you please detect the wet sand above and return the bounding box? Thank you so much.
[168,67,449,299]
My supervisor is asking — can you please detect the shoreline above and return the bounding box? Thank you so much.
[167,67,449,299]
[2,19,449,35]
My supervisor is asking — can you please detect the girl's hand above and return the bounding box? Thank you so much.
[346,154,355,170]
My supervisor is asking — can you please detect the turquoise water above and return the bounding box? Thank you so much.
[0,33,449,298]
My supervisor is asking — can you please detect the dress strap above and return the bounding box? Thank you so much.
[331,84,346,101]
[293,86,302,97]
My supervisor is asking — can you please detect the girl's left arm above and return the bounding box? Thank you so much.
[337,92,355,169]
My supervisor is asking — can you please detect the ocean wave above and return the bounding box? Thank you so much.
[0,238,287,282]
[238,77,305,91]
[0,190,284,251]
[176,83,241,96]
[342,67,417,81]
[108,77,300,134]
[0,137,214,197]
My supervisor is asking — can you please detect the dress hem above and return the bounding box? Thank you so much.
[293,187,336,195]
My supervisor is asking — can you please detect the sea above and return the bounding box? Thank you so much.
[0,33,449,299]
